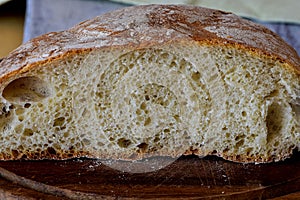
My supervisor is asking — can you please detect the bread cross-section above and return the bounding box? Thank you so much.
[0,5,299,163]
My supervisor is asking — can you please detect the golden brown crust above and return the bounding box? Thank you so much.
[0,4,299,86]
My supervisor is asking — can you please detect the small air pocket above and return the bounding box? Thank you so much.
[2,76,52,103]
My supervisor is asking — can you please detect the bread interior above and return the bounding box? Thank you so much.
[0,43,299,162]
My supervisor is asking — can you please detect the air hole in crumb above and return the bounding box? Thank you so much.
[82,138,91,145]
[274,141,279,147]
[137,142,148,152]
[145,95,150,101]
[235,139,244,148]
[267,90,279,98]
[223,148,229,153]
[11,149,19,158]
[222,126,228,131]
[191,71,201,82]
[266,101,284,143]
[24,103,31,108]
[3,76,52,103]
[47,147,56,155]
[163,128,170,133]
[9,105,15,109]
[136,109,142,115]
[63,132,70,138]
[246,148,253,156]
[291,103,299,126]
[53,117,65,127]
[144,117,151,126]
[117,138,132,148]
[140,102,147,110]
[21,154,27,159]
[235,135,245,141]
[225,55,233,59]
[225,132,230,138]
[173,115,180,122]
[23,128,34,137]
[235,155,241,160]
[245,72,251,78]
[153,135,160,143]
[241,111,247,117]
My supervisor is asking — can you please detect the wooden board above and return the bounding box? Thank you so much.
[0,152,299,199]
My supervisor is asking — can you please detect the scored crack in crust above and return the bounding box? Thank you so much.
[0,4,299,163]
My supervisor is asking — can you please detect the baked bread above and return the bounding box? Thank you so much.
[0,4,299,163]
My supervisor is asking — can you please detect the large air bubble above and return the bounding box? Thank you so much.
[266,99,292,145]
[3,76,52,103]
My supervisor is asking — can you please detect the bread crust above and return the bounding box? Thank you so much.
[0,4,299,86]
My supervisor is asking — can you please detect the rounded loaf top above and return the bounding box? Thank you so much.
[0,4,299,80]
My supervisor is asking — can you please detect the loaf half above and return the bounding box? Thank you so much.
[0,5,299,163]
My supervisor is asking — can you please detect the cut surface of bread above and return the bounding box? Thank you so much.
[0,5,299,163]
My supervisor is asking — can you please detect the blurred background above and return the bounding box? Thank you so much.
[0,0,299,58]
[0,0,25,57]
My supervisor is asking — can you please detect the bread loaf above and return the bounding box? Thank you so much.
[0,5,299,163]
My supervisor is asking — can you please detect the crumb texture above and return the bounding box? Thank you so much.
[0,45,299,162]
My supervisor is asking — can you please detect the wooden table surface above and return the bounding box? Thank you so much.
[0,153,299,199]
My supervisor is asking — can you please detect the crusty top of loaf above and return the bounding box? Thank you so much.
[0,4,299,82]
